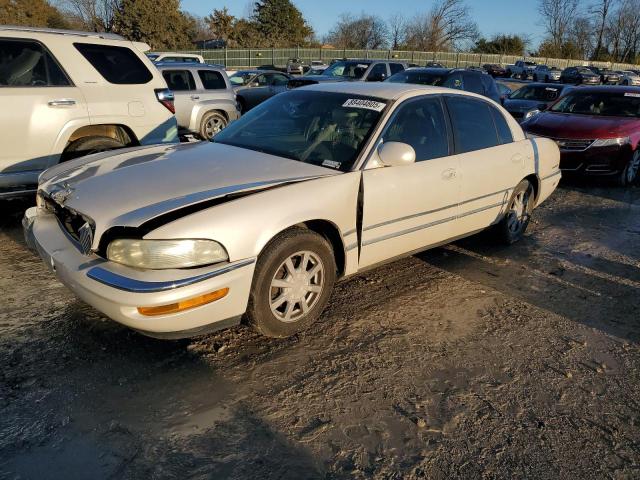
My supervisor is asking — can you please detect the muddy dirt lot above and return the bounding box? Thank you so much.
[0,180,639,480]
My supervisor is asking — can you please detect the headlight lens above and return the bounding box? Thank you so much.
[107,239,228,270]
[591,137,630,148]
[524,109,541,120]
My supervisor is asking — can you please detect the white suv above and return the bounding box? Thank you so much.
[0,26,178,198]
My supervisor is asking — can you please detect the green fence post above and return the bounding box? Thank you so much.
[272,47,275,65]
[249,48,252,68]
[224,47,227,68]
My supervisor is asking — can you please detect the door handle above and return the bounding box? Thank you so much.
[47,99,76,107]
[441,168,457,180]
[191,95,200,100]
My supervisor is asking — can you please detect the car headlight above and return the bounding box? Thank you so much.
[591,137,630,148]
[107,239,228,270]
[524,109,541,120]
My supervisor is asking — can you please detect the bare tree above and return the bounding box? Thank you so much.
[60,0,120,32]
[605,0,640,61]
[405,0,479,51]
[590,0,617,59]
[327,13,389,49]
[570,16,595,59]
[538,0,580,56]
[387,13,406,50]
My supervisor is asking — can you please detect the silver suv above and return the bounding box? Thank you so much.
[158,63,240,140]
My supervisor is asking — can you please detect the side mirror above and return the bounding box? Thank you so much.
[378,142,416,167]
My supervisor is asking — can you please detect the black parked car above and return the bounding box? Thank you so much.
[503,83,572,122]
[483,63,507,77]
[425,61,445,68]
[587,66,621,85]
[386,67,501,103]
[560,66,601,85]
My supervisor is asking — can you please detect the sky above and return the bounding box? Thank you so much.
[181,0,546,46]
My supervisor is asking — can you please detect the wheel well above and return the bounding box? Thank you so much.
[525,174,540,202]
[64,124,139,150]
[204,109,228,122]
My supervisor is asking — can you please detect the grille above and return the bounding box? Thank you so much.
[43,195,95,253]
[537,137,594,151]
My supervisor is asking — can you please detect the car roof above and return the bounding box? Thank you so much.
[300,81,474,101]
[155,62,223,69]
[151,52,201,56]
[405,67,451,74]
[0,25,125,40]
[521,82,567,88]
[233,69,283,75]
[569,85,640,94]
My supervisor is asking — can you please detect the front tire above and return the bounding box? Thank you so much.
[495,180,535,244]
[246,228,337,338]
[619,150,640,186]
[62,135,124,161]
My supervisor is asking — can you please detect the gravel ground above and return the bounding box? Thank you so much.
[0,180,639,480]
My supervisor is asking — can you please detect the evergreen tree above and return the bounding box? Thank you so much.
[252,0,313,47]
[0,0,70,28]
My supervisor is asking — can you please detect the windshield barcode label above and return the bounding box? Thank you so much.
[343,99,386,112]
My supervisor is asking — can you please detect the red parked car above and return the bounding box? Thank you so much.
[522,86,640,185]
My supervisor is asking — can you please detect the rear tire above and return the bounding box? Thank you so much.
[246,228,337,338]
[199,111,228,141]
[619,150,640,186]
[62,136,124,161]
[494,180,535,244]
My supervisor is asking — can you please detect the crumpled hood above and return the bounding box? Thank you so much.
[39,142,338,243]
[523,111,640,138]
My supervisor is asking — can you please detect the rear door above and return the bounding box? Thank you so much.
[161,69,197,128]
[359,96,460,268]
[0,37,88,179]
[445,95,526,235]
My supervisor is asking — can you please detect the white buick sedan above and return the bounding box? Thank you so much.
[24,83,561,339]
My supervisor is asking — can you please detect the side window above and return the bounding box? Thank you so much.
[381,97,449,162]
[442,72,464,90]
[198,70,226,89]
[271,73,289,86]
[255,74,269,86]
[490,107,513,144]
[74,43,153,84]
[162,70,195,91]
[367,63,387,81]
[446,96,500,154]
[0,38,70,87]
[462,74,483,95]
[389,63,405,75]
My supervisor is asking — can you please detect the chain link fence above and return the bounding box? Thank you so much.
[165,47,640,71]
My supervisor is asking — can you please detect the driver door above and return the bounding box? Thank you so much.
[359,96,461,268]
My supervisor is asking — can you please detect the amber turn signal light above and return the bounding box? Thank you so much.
[137,288,229,316]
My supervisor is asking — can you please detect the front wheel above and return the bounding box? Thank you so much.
[246,228,337,338]
[494,180,535,244]
[62,135,124,161]
[619,150,640,186]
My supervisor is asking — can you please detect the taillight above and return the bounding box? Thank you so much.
[155,88,175,114]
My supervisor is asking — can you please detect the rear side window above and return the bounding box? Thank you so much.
[74,43,152,84]
[162,70,195,91]
[490,108,513,144]
[382,96,449,161]
[0,38,70,87]
[446,96,500,153]
[367,63,387,81]
[389,63,405,75]
[198,70,226,90]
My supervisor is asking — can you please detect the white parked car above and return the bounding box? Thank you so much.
[24,83,561,339]
[147,52,204,64]
[617,70,640,86]
[0,26,178,199]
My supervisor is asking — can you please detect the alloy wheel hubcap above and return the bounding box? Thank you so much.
[269,251,324,323]
[507,190,530,233]
[205,116,226,138]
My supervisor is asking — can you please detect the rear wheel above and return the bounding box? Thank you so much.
[495,180,534,244]
[199,111,228,140]
[62,136,124,161]
[246,228,336,338]
[619,150,640,186]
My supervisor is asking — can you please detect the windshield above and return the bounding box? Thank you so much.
[510,85,562,101]
[229,72,256,86]
[213,91,387,171]
[550,91,640,118]
[322,61,369,78]
[387,70,448,85]
[577,68,594,74]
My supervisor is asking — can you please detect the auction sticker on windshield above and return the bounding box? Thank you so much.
[342,99,386,112]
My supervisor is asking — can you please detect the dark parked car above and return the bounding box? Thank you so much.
[425,61,445,68]
[386,68,501,103]
[287,59,407,89]
[497,82,513,103]
[503,83,572,122]
[483,63,507,77]
[522,86,640,185]
[560,66,601,85]
[588,66,621,85]
[229,70,291,113]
